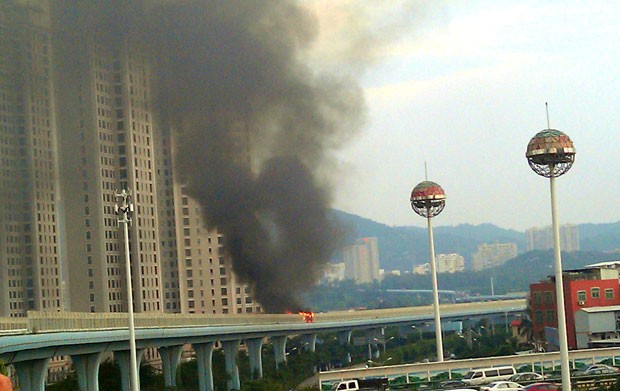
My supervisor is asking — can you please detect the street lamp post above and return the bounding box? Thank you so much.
[526,127,576,391]
[115,189,138,391]
[412,324,427,341]
[410,181,446,362]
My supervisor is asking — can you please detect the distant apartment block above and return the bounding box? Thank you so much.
[472,242,518,271]
[413,263,430,275]
[0,1,63,317]
[321,262,345,284]
[383,269,400,277]
[526,224,580,252]
[0,1,258,317]
[437,253,465,273]
[343,237,381,284]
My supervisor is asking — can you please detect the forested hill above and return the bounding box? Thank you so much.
[330,209,620,271]
[579,221,620,251]
[305,249,617,311]
[382,249,616,295]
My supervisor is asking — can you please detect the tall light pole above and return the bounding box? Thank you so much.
[115,189,139,391]
[526,126,575,391]
[410,181,446,362]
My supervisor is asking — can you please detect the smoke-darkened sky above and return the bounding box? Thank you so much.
[48,0,366,312]
[145,1,366,312]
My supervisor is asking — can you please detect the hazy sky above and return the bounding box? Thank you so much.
[305,0,620,231]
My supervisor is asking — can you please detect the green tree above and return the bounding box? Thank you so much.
[45,374,79,391]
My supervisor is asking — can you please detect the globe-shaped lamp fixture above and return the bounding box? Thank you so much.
[526,129,575,178]
[410,181,446,218]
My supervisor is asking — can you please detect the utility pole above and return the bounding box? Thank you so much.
[115,189,138,391]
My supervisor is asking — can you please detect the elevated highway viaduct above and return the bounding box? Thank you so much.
[0,299,525,391]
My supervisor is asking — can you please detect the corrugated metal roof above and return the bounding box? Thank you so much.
[578,305,620,313]
[586,260,620,268]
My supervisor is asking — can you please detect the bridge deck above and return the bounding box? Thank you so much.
[0,299,525,334]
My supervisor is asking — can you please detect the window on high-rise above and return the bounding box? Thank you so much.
[591,288,600,299]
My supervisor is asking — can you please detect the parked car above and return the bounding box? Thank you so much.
[439,380,470,389]
[510,373,545,383]
[575,364,620,376]
[523,382,560,391]
[480,381,524,391]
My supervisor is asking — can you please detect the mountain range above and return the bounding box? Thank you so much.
[331,210,620,272]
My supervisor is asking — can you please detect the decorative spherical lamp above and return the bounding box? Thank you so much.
[525,126,575,391]
[410,181,446,218]
[526,129,575,177]
[410,179,446,361]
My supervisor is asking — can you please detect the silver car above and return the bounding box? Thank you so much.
[510,373,544,383]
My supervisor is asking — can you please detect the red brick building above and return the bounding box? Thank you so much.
[529,265,620,349]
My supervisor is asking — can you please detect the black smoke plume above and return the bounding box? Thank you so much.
[149,1,365,312]
[56,1,366,312]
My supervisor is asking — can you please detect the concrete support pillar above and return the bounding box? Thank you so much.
[222,340,241,391]
[115,349,144,391]
[244,338,264,380]
[337,330,352,346]
[71,352,104,391]
[366,329,381,360]
[159,345,183,388]
[194,342,215,391]
[271,335,287,369]
[301,334,317,352]
[13,358,49,391]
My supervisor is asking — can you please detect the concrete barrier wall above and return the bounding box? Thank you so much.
[0,317,28,333]
[26,311,304,332]
[314,299,525,322]
[24,299,525,332]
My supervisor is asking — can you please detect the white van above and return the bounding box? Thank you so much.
[331,378,389,390]
[462,366,517,385]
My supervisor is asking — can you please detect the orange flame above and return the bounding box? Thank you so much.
[298,311,315,323]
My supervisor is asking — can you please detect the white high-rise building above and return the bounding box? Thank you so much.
[0,1,63,317]
[321,262,345,284]
[526,224,580,252]
[343,237,381,284]
[472,242,518,271]
[436,253,465,273]
[0,0,260,317]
